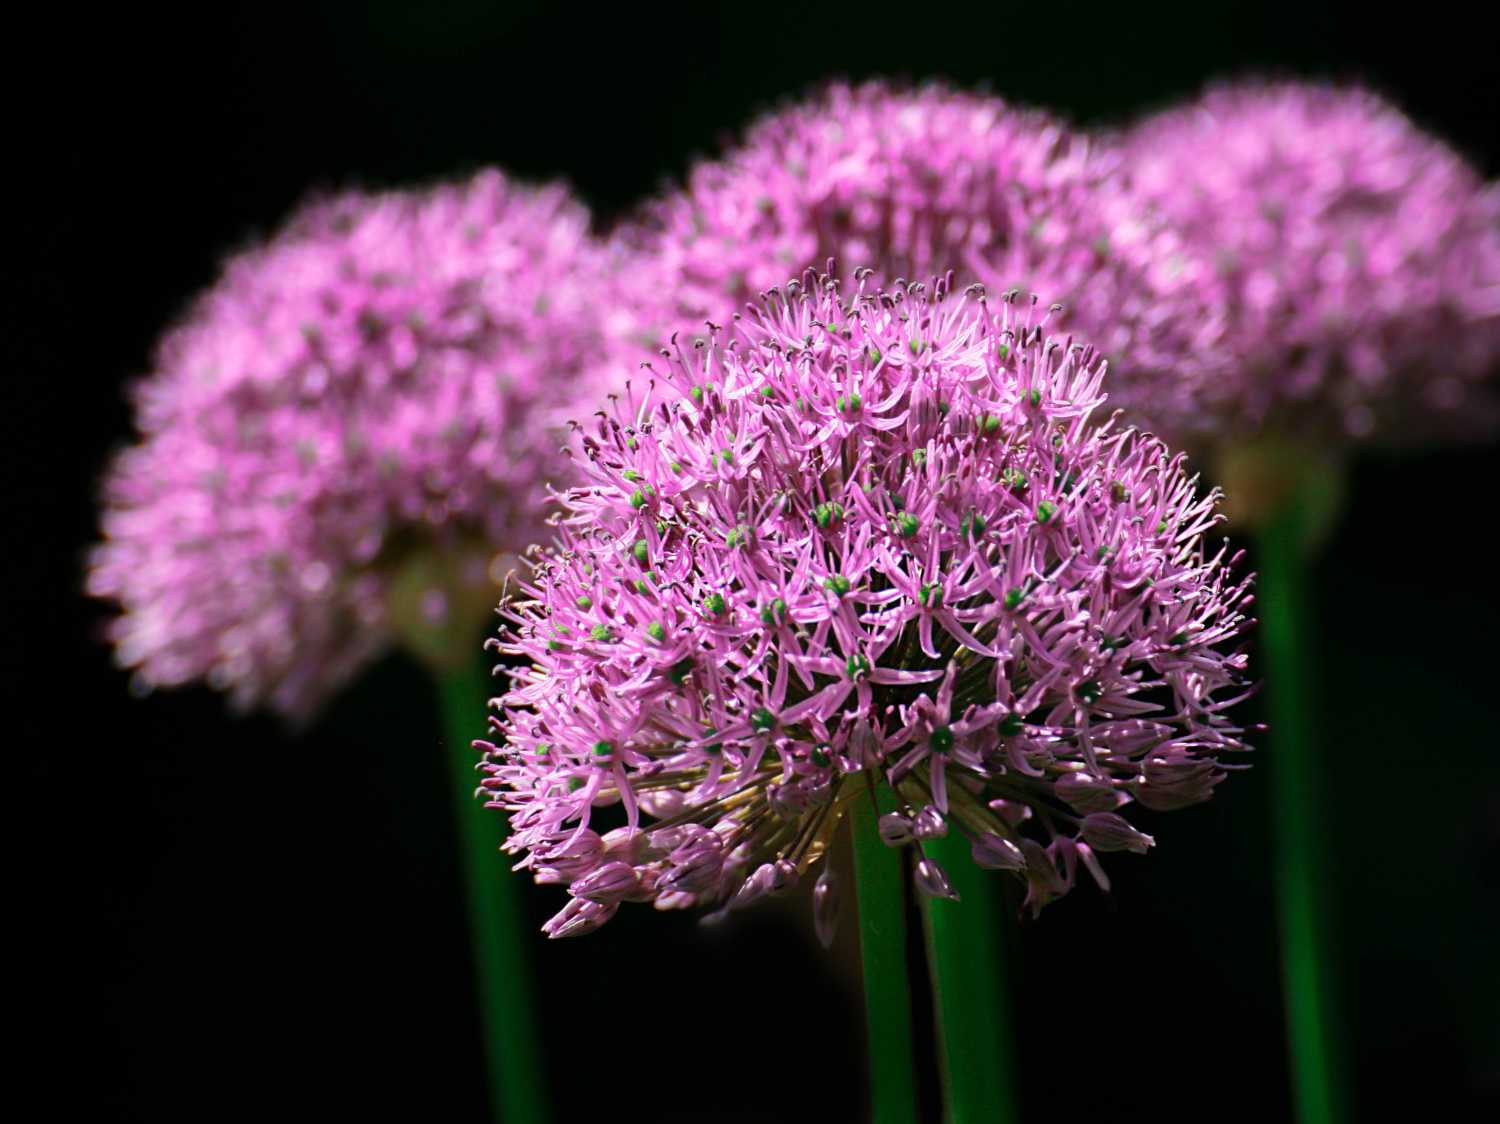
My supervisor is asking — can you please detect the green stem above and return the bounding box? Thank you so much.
[1258,503,1348,1124]
[920,832,1019,1124]
[849,784,920,1124]
[439,662,548,1124]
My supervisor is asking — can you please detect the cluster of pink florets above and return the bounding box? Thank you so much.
[87,74,1500,938]
[480,271,1255,937]
[1103,81,1500,443]
[88,171,611,718]
[613,81,1161,365]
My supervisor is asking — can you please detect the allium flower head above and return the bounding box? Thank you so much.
[614,81,1141,361]
[481,269,1256,938]
[89,170,610,719]
[1106,81,1500,443]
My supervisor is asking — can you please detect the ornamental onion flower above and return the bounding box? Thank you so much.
[613,80,1144,364]
[88,170,611,719]
[1095,83,1500,1124]
[1103,80,1500,445]
[480,269,1256,938]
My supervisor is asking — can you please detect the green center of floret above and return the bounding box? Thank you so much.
[760,597,788,626]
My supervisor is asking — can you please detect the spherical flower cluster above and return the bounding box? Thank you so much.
[1104,80,1500,443]
[613,81,1155,367]
[480,269,1256,938]
[89,170,612,719]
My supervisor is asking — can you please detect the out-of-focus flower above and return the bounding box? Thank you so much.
[480,269,1256,937]
[1103,80,1500,444]
[611,80,1149,363]
[89,170,613,719]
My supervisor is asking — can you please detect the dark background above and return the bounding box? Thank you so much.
[11,2,1499,1120]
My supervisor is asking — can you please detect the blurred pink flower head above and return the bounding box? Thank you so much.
[1103,80,1500,444]
[89,170,615,719]
[480,269,1256,937]
[612,80,1136,358]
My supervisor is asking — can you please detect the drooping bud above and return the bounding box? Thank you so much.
[531,829,605,883]
[542,896,619,939]
[1053,771,1121,814]
[971,831,1026,871]
[659,846,725,895]
[729,862,779,911]
[1133,754,1222,811]
[1080,812,1156,854]
[915,857,960,901]
[569,860,640,906]
[878,811,914,845]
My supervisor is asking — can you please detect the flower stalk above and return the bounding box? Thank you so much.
[849,782,919,1124]
[1257,491,1349,1124]
[441,662,549,1124]
[922,830,1019,1124]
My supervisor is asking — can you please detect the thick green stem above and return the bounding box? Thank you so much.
[1259,503,1348,1124]
[439,663,548,1123]
[849,784,919,1124]
[921,833,1019,1124]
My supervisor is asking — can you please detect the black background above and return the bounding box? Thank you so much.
[11,2,1499,1120]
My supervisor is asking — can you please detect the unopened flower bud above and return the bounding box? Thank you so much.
[1053,771,1121,814]
[1134,754,1222,811]
[1080,812,1155,854]
[543,896,618,939]
[915,857,960,901]
[971,831,1026,871]
[569,860,640,905]
[730,862,780,911]
[878,811,914,846]
[660,847,724,895]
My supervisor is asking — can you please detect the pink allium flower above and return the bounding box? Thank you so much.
[89,170,612,719]
[480,270,1256,937]
[1104,81,1500,443]
[612,80,1148,364]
